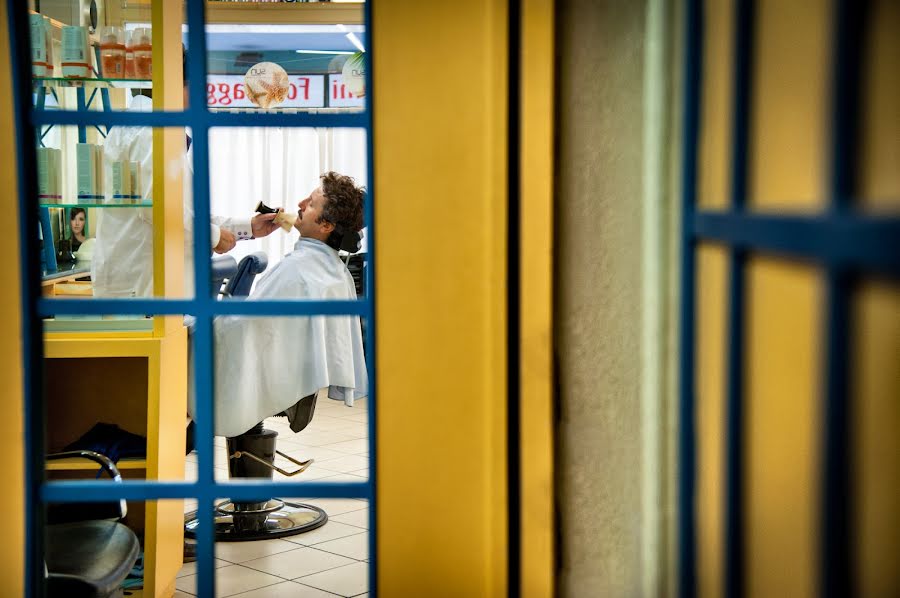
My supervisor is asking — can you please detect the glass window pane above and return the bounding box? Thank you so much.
[34,126,197,308]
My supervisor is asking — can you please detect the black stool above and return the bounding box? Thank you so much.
[184,394,327,541]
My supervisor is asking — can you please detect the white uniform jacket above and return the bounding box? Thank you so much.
[92,96,249,297]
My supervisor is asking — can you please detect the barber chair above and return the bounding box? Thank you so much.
[44,451,140,598]
[211,254,238,297]
[185,252,328,541]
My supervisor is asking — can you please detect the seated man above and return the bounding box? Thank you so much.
[193,172,368,438]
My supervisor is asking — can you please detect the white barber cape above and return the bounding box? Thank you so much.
[199,237,368,438]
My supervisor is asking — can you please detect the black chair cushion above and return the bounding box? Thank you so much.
[46,520,140,598]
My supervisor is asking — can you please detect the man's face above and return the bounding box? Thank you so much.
[295,186,334,240]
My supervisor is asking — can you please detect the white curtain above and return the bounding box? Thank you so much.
[208,126,367,275]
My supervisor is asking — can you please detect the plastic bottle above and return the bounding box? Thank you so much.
[133,27,152,80]
[99,26,125,78]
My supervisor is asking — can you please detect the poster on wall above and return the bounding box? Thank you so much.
[206,74,326,109]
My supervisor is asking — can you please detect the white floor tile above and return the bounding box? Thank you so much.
[241,546,355,580]
[281,445,353,464]
[280,521,367,547]
[302,455,368,474]
[328,509,369,530]
[175,564,284,597]
[316,473,367,484]
[284,498,368,517]
[319,440,369,455]
[341,413,369,424]
[296,562,369,597]
[306,415,363,432]
[328,423,368,439]
[294,431,357,447]
[215,538,301,564]
[319,406,364,420]
[313,532,369,561]
[229,580,344,598]
[347,469,369,478]
[177,558,231,578]
[272,466,339,482]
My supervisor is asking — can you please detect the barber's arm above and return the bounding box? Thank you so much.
[211,212,281,254]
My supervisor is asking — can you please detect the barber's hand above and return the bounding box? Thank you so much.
[251,211,281,238]
[214,228,237,254]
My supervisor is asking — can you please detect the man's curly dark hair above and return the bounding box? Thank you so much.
[318,171,365,250]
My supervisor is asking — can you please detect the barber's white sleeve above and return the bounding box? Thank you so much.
[212,217,254,244]
[210,223,221,249]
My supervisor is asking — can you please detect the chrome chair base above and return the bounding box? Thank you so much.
[184,500,327,542]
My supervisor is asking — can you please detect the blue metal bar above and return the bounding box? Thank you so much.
[362,0,377,595]
[39,208,57,272]
[37,297,370,317]
[822,0,867,593]
[191,314,217,598]
[35,84,46,148]
[85,86,98,110]
[42,480,371,503]
[184,3,215,593]
[692,212,900,276]
[822,269,853,597]
[6,1,48,595]
[828,0,865,212]
[31,108,367,129]
[507,0,523,595]
[729,0,754,213]
[39,124,53,143]
[75,86,87,143]
[724,1,755,594]
[679,0,703,595]
[724,247,746,598]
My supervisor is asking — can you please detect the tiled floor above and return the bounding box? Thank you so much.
[177,396,369,597]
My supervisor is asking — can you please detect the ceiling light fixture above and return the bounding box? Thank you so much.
[345,32,365,53]
[295,50,356,55]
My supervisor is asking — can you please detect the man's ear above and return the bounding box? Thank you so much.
[321,220,336,235]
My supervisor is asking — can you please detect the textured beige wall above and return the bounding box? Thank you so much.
[556,0,679,595]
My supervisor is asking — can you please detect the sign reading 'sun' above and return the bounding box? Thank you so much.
[245,62,289,109]
[341,52,366,99]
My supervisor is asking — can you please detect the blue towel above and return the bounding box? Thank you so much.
[64,423,147,464]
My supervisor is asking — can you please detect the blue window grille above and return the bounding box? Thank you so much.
[678,1,900,597]
[8,2,377,596]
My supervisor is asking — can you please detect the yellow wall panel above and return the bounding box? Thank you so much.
[745,258,823,598]
[749,0,830,211]
[0,2,25,594]
[858,0,900,210]
[520,0,555,595]
[697,0,733,210]
[695,244,729,598]
[853,281,900,596]
[373,1,508,596]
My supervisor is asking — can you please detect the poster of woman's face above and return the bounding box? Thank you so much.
[67,208,88,251]
[50,207,91,257]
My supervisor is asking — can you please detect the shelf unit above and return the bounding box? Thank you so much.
[33,3,187,597]
[43,329,188,597]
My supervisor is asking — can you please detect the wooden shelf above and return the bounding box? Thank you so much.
[119,2,364,26]
[46,457,147,471]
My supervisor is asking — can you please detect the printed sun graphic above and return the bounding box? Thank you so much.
[244,62,289,109]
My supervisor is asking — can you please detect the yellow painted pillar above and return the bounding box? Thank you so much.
[0,1,25,594]
[373,1,509,595]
